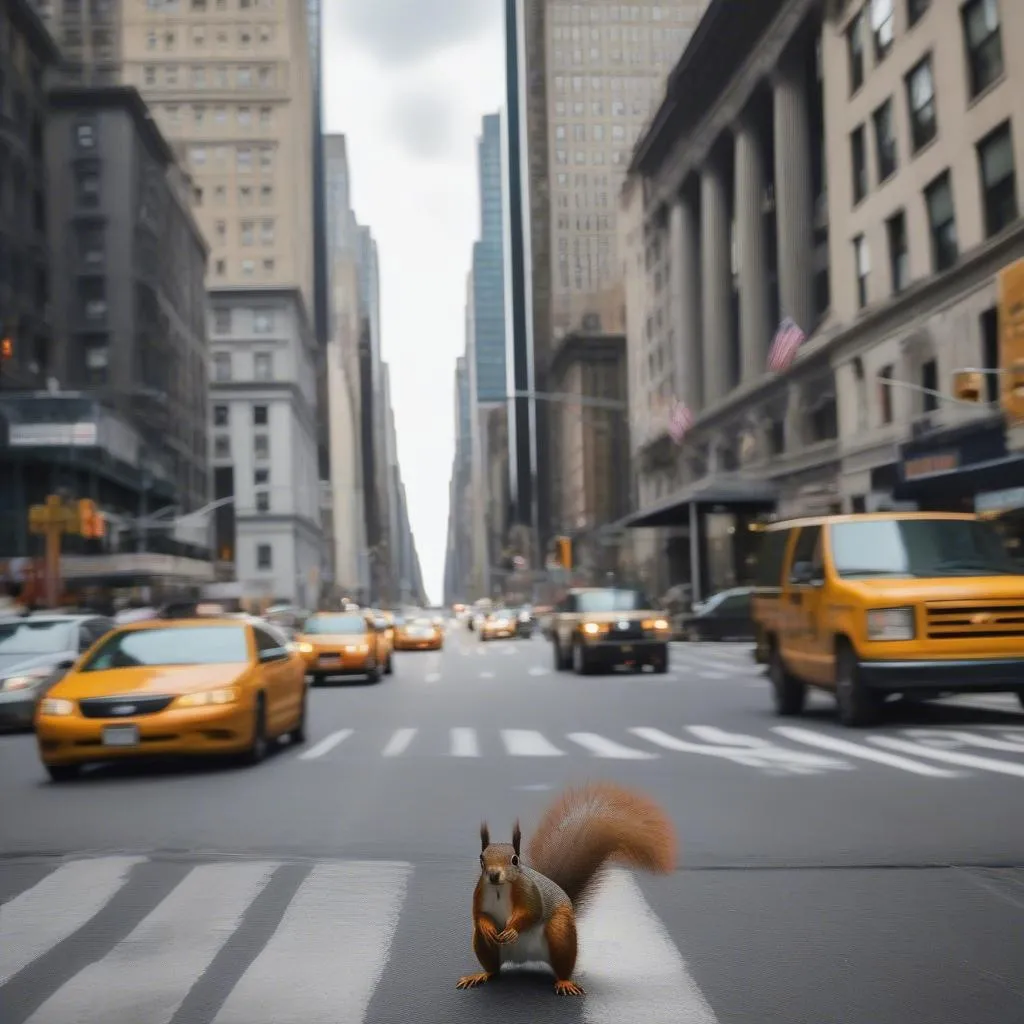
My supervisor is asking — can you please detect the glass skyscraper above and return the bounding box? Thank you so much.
[472,113,508,404]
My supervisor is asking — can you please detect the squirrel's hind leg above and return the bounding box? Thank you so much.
[456,927,502,990]
[545,905,585,996]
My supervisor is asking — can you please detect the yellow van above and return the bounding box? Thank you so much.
[751,511,1024,726]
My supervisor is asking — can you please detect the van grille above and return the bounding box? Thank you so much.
[925,602,1024,640]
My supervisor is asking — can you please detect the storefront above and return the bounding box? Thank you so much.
[892,416,1024,512]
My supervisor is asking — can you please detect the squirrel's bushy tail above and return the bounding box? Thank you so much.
[526,781,677,915]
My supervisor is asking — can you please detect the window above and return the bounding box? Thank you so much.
[213,308,231,333]
[253,352,272,380]
[977,121,1018,238]
[241,259,255,276]
[961,0,1003,98]
[846,8,865,92]
[878,365,894,423]
[920,357,938,413]
[870,0,894,61]
[886,210,909,293]
[240,220,254,245]
[255,490,269,512]
[253,404,268,426]
[853,234,870,308]
[212,352,231,381]
[872,99,897,181]
[905,56,936,152]
[254,434,269,459]
[850,125,867,204]
[253,311,273,333]
[80,626,250,670]
[213,404,228,426]
[788,526,822,582]
[213,434,230,458]
[75,122,95,148]
[256,543,272,570]
[254,468,269,485]
[924,170,957,270]
[907,0,929,26]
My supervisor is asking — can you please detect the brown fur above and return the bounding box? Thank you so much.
[545,904,583,996]
[526,781,676,914]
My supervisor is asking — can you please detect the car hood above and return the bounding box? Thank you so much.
[300,633,370,646]
[0,651,73,678]
[840,575,1024,603]
[50,663,250,700]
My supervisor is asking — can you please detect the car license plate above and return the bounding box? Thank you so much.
[319,655,341,666]
[102,725,139,747]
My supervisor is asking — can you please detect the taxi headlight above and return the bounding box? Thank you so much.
[39,697,75,716]
[176,686,242,708]
[642,618,670,631]
[581,621,602,635]
[866,607,915,642]
[290,641,314,654]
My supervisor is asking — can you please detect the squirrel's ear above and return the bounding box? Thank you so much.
[480,822,490,851]
[512,819,521,857]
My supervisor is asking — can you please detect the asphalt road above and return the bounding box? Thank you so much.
[2,623,1024,1023]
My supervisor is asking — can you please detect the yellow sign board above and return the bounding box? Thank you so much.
[998,257,1024,424]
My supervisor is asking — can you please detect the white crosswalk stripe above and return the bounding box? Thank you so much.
[285,722,1024,779]
[0,856,719,1023]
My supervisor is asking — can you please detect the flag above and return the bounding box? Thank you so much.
[767,317,806,373]
[667,398,694,444]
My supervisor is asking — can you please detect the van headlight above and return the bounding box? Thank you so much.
[866,607,915,642]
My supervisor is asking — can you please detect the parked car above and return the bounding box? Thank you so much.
[682,587,755,641]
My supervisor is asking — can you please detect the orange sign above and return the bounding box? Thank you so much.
[998,257,1024,424]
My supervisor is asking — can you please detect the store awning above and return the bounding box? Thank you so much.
[893,453,1024,505]
[619,475,779,529]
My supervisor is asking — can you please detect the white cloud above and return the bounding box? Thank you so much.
[323,11,506,603]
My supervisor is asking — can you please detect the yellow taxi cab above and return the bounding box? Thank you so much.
[479,608,517,641]
[370,609,395,664]
[393,615,443,651]
[34,616,307,781]
[292,610,391,682]
[751,511,1024,727]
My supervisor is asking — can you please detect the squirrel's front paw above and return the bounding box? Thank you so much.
[496,927,519,944]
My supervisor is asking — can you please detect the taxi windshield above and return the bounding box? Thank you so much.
[576,589,651,613]
[79,625,249,670]
[303,615,367,634]
[829,518,1021,578]
[0,620,75,655]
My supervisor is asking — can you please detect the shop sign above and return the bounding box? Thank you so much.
[975,486,1024,514]
[902,450,960,480]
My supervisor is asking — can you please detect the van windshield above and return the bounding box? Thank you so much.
[576,589,651,612]
[829,519,1021,578]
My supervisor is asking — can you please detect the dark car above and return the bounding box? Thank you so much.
[683,587,754,641]
[515,605,536,638]
[0,614,115,731]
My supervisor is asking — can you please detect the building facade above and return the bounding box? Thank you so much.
[208,288,324,607]
[508,0,711,563]
[621,0,1024,600]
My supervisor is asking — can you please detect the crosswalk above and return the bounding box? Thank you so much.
[0,854,716,1024]
[291,721,1024,780]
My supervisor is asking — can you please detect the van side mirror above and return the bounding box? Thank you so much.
[790,561,817,585]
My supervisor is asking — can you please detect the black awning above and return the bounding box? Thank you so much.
[620,476,778,529]
[893,453,1024,503]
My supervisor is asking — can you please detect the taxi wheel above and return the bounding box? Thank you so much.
[46,763,81,782]
[385,654,394,675]
[368,661,383,684]
[242,696,268,765]
[1017,692,1024,711]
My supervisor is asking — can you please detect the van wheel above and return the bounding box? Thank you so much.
[769,645,806,716]
[46,763,81,782]
[835,644,881,727]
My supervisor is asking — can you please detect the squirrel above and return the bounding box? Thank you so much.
[455,780,677,997]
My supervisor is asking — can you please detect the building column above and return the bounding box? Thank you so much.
[668,191,703,410]
[772,59,815,337]
[700,160,731,405]
[734,115,771,383]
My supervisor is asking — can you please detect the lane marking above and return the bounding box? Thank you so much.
[450,727,480,757]
[424,672,441,683]
[578,869,719,1023]
[771,726,961,778]
[479,671,495,679]
[0,856,144,986]
[695,671,727,679]
[528,666,549,676]
[501,729,565,756]
[566,733,658,759]
[381,728,417,757]
[25,862,275,1024]
[297,728,353,760]
[685,726,851,770]
[212,862,411,1023]
[901,728,1024,754]
[868,735,1024,778]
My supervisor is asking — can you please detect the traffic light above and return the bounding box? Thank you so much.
[77,499,105,538]
[998,257,1024,425]
[952,370,983,403]
[555,536,572,569]
[0,335,12,360]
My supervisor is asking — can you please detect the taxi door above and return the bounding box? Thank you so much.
[779,524,830,684]
[253,624,299,733]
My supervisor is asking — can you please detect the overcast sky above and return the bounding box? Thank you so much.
[322,0,506,604]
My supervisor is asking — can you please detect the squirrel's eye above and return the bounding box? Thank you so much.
[511,855,519,866]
